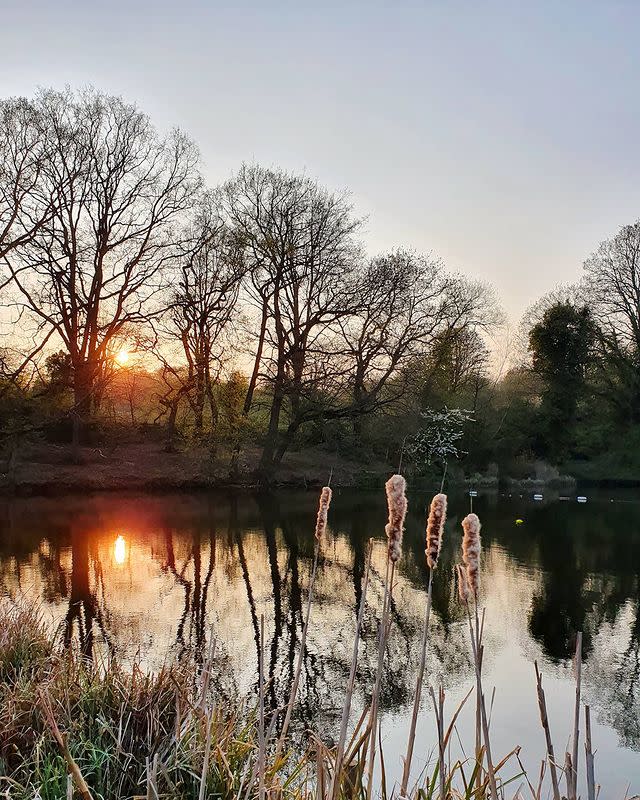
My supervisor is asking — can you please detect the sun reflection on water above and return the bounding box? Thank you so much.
[114,535,127,565]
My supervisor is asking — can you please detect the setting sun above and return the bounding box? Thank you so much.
[114,535,127,564]
[115,349,130,366]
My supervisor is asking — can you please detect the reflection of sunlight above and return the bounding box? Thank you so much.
[114,535,127,564]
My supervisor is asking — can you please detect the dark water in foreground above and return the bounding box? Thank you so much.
[1,488,639,794]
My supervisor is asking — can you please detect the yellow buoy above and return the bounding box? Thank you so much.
[515,519,524,525]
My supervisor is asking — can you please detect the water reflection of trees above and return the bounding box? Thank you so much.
[488,498,640,749]
[162,522,217,658]
[0,491,639,747]
[62,528,112,657]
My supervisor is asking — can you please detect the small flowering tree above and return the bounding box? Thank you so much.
[409,407,474,479]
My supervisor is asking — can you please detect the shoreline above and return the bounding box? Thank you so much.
[1,441,638,497]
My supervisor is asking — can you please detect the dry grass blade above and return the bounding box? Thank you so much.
[428,686,446,800]
[564,752,573,800]
[38,688,94,800]
[534,661,561,800]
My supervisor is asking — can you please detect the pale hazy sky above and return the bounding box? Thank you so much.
[2,0,639,321]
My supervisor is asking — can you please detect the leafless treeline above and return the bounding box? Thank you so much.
[0,88,495,470]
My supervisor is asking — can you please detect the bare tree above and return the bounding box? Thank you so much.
[223,165,363,474]
[0,97,53,264]
[337,251,464,432]
[0,98,58,390]
[1,88,201,440]
[313,254,497,455]
[164,198,246,434]
[583,220,640,422]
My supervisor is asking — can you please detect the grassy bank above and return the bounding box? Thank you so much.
[0,603,262,799]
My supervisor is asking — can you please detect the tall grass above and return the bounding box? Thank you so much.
[0,482,599,800]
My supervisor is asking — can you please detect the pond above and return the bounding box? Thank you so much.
[1,487,639,795]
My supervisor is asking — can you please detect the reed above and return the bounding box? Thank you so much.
[460,510,484,793]
[276,485,332,759]
[365,474,407,800]
[400,492,447,797]
[330,538,373,800]
[461,512,481,598]
[534,661,561,800]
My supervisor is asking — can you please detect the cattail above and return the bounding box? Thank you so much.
[462,513,481,596]
[315,486,332,542]
[384,474,407,563]
[425,493,447,570]
[456,564,471,605]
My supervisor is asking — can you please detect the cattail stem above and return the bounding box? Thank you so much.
[570,631,583,800]
[330,539,373,800]
[277,486,331,760]
[474,599,482,789]
[466,604,498,799]
[428,685,446,800]
[585,705,596,800]
[365,473,406,799]
[440,460,448,493]
[400,569,433,796]
[365,557,395,800]
[438,686,446,800]
[404,491,446,794]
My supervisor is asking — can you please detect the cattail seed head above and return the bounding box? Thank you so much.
[456,564,471,605]
[315,486,332,542]
[461,513,481,596]
[385,474,407,563]
[425,493,447,570]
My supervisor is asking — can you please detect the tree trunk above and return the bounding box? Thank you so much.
[259,378,286,478]
[243,298,269,416]
[72,360,95,461]
[73,360,95,414]
[273,418,301,466]
[164,400,180,452]
[193,370,205,433]
[352,381,365,440]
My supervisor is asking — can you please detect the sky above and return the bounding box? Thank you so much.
[1,0,639,323]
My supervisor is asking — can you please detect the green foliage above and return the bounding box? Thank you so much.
[528,302,595,461]
[45,350,73,393]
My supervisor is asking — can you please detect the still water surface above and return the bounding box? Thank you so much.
[1,488,639,794]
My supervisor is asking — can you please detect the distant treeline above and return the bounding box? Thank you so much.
[1,88,639,481]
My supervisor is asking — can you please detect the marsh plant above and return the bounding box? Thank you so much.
[0,481,597,800]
